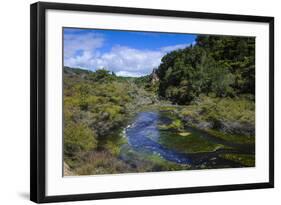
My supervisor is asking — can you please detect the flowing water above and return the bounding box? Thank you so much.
[122,111,254,169]
[126,112,192,164]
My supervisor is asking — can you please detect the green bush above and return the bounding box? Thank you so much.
[180,96,255,125]
[64,121,97,157]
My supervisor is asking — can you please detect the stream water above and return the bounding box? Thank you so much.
[126,112,192,164]
[122,111,254,169]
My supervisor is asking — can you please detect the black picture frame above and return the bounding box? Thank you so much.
[30,1,274,203]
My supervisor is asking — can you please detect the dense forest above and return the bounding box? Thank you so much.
[157,35,255,104]
[64,35,255,175]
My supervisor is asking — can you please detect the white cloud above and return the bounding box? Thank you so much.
[161,43,189,52]
[115,71,144,77]
[94,46,163,75]
[64,34,192,77]
[64,33,104,58]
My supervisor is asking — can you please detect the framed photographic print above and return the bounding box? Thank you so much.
[30,1,274,203]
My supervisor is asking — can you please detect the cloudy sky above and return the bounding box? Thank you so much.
[64,28,196,77]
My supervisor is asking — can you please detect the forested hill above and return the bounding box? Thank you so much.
[155,35,255,105]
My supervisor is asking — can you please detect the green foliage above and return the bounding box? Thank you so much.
[74,151,133,175]
[64,67,135,161]
[219,153,255,167]
[63,67,160,174]
[88,69,116,82]
[156,35,255,104]
[180,95,255,126]
[64,68,136,140]
[74,148,192,175]
[159,118,183,130]
[64,121,97,157]
[206,129,254,144]
[179,95,255,141]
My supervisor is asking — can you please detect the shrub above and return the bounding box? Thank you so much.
[64,121,97,157]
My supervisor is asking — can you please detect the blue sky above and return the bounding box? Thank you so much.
[64,28,196,77]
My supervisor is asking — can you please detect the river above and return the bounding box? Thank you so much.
[121,111,254,169]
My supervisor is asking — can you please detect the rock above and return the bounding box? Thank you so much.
[197,121,213,130]
[220,121,255,136]
[150,68,159,85]
[136,96,152,105]
[181,112,254,137]
[178,132,191,137]
[64,162,73,176]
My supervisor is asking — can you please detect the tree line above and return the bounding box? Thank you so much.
[156,35,255,104]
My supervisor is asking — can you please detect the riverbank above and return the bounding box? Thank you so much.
[149,96,255,168]
[65,103,254,175]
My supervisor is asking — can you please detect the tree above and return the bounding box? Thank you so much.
[156,34,255,104]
